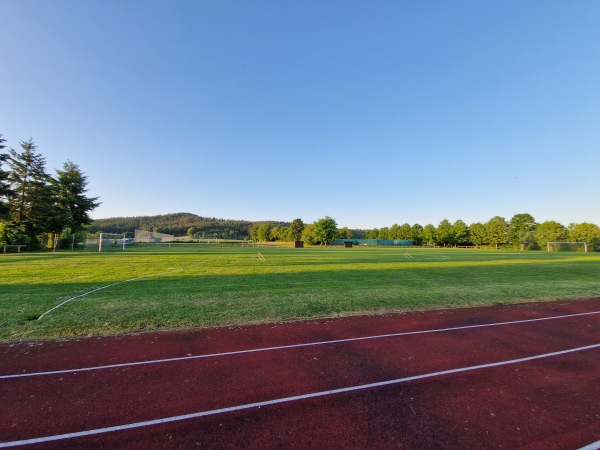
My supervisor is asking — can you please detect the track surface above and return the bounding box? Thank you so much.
[1,298,599,449]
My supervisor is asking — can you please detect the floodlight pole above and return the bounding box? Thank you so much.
[99,233,103,252]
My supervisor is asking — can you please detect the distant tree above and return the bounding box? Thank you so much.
[250,225,259,242]
[469,222,486,248]
[253,223,273,242]
[278,226,291,242]
[485,216,508,249]
[388,224,400,240]
[312,216,338,246]
[301,223,316,245]
[451,220,470,246]
[398,223,412,240]
[377,227,390,240]
[258,222,273,242]
[270,226,280,241]
[187,226,197,238]
[289,218,305,242]
[338,227,353,239]
[365,228,378,239]
[410,224,423,245]
[568,222,600,251]
[508,213,537,250]
[422,224,437,246]
[436,219,454,247]
[535,220,567,247]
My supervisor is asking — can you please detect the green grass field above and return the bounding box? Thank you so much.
[1,246,599,341]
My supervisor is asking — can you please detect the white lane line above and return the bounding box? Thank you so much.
[3,310,599,380]
[580,441,600,450]
[1,342,599,448]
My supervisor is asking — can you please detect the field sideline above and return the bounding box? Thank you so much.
[1,246,599,341]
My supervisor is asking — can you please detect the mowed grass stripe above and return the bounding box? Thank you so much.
[1,247,599,341]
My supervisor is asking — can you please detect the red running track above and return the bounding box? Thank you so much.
[1,298,599,449]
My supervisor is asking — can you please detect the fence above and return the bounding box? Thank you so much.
[134,229,175,243]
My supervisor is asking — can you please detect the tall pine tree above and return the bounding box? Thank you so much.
[0,134,12,219]
[6,140,58,247]
[54,160,100,234]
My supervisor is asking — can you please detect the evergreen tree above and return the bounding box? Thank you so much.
[6,140,57,247]
[54,161,100,233]
[0,134,12,219]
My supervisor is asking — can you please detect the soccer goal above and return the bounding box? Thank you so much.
[547,242,589,253]
[84,233,129,251]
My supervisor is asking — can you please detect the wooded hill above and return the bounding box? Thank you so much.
[89,212,289,239]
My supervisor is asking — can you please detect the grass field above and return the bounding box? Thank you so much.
[1,246,599,341]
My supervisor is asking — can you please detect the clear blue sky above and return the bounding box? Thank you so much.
[2,1,599,229]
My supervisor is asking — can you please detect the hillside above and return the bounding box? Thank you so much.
[89,212,288,239]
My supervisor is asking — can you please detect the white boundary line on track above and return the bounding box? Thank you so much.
[1,342,599,448]
[2,310,599,380]
[580,441,600,450]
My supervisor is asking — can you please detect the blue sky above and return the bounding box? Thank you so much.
[1,1,599,229]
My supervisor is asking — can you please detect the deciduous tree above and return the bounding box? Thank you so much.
[313,216,338,246]
[508,213,537,249]
[338,227,353,239]
[410,224,423,245]
[451,220,469,246]
[469,222,486,248]
[535,221,567,247]
[422,224,437,246]
[301,223,316,245]
[289,218,305,242]
[485,216,508,249]
[436,219,454,247]
[568,223,600,251]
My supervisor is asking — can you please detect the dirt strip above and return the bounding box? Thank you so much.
[1,298,599,449]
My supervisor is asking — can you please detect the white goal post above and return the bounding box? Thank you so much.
[98,233,128,252]
[547,242,589,253]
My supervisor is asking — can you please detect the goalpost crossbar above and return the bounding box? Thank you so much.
[547,242,589,253]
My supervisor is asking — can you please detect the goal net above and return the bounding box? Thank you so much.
[547,242,589,253]
[84,233,130,252]
[134,229,175,243]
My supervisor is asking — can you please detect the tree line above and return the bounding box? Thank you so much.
[249,217,343,246]
[249,214,600,251]
[98,212,600,251]
[362,214,600,250]
[0,134,99,250]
